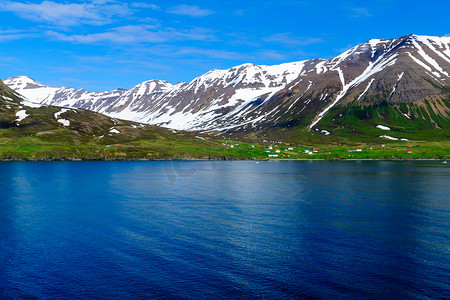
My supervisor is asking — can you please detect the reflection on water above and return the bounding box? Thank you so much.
[0,161,449,298]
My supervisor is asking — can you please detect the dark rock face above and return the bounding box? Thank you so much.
[5,35,450,131]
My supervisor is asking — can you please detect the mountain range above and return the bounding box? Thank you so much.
[3,34,450,142]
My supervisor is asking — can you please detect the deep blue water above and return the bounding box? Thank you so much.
[0,160,449,299]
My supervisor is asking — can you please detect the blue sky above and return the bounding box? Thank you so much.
[0,0,448,90]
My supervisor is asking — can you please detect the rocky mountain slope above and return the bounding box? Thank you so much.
[5,34,450,138]
[1,76,222,160]
[5,60,313,130]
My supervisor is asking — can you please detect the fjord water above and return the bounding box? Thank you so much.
[0,161,449,299]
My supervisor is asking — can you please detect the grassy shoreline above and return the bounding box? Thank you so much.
[1,158,446,162]
[0,141,448,161]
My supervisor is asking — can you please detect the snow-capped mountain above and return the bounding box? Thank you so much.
[5,34,450,132]
[4,76,173,116]
[221,34,450,132]
[5,60,315,130]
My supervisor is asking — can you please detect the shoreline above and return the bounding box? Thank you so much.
[0,157,445,162]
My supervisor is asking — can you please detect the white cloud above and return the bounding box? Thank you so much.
[48,25,165,43]
[0,1,132,26]
[167,5,215,17]
[0,29,36,41]
[90,0,117,4]
[48,26,217,44]
[131,2,159,9]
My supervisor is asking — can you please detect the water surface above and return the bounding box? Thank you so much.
[0,161,449,298]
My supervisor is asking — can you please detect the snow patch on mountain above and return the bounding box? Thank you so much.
[310,50,399,129]
[358,78,375,100]
[15,109,29,122]
[58,119,70,126]
[5,76,60,104]
[390,72,405,96]
[380,135,409,141]
[109,128,120,134]
[54,108,70,126]
[376,125,391,130]
[54,108,70,119]
[410,36,449,77]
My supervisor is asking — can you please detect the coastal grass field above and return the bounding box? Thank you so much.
[1,134,448,160]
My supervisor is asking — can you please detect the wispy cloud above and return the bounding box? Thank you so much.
[74,54,172,71]
[0,1,132,26]
[48,25,165,44]
[263,33,324,46]
[89,0,117,4]
[256,50,286,60]
[0,29,36,41]
[47,66,86,74]
[48,26,217,44]
[134,45,294,63]
[174,47,246,60]
[167,5,215,17]
[0,55,19,62]
[350,7,372,18]
[167,27,218,42]
[130,2,159,9]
